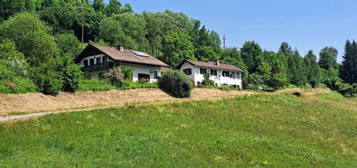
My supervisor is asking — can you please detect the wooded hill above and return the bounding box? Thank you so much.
[0,0,356,96]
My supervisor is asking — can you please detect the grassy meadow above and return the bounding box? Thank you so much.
[0,93,356,167]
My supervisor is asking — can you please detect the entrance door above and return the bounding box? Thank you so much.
[138,73,150,83]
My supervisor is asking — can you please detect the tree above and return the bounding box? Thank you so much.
[162,31,195,68]
[0,39,29,77]
[121,3,133,13]
[104,0,121,16]
[97,13,148,50]
[0,12,59,66]
[304,50,321,87]
[55,33,82,58]
[93,0,105,13]
[319,47,338,69]
[240,41,263,73]
[340,40,357,84]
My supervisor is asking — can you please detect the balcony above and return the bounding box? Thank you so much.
[82,62,113,72]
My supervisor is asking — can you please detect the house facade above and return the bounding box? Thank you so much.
[178,60,244,89]
[75,44,169,83]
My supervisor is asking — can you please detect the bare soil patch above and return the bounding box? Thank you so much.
[0,88,254,116]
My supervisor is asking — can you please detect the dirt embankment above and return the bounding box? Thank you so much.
[0,88,255,116]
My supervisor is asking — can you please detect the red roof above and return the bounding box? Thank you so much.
[77,44,169,67]
[181,60,244,72]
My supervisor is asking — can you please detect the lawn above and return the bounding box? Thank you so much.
[0,93,356,167]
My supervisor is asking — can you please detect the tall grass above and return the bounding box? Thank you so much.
[0,93,356,167]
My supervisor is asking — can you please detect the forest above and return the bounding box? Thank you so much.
[0,0,356,96]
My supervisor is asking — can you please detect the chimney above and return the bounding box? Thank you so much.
[216,60,220,66]
[118,46,124,52]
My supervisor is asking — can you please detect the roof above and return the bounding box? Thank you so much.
[180,60,244,72]
[76,44,169,67]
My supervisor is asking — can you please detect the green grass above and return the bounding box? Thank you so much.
[0,93,356,167]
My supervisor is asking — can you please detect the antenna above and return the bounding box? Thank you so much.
[223,34,227,50]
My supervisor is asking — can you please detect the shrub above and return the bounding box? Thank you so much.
[121,66,133,81]
[61,62,82,92]
[78,79,116,91]
[202,74,215,86]
[0,78,37,94]
[104,66,125,87]
[158,70,193,98]
[31,66,63,96]
[335,82,357,97]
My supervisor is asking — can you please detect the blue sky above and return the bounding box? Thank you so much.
[106,0,356,61]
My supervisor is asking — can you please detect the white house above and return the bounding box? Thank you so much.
[178,60,244,88]
[75,44,169,83]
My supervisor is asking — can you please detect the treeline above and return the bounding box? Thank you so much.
[0,0,356,96]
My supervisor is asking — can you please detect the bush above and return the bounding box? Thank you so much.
[31,66,63,96]
[202,74,215,86]
[104,66,125,87]
[335,82,357,97]
[0,78,37,94]
[78,79,116,91]
[158,70,193,98]
[121,66,133,81]
[61,62,82,92]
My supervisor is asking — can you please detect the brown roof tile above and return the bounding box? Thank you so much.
[90,44,169,67]
[183,60,244,72]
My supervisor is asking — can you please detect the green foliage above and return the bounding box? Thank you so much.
[162,32,196,68]
[319,47,338,70]
[120,66,133,81]
[334,82,357,97]
[59,56,82,92]
[304,50,320,87]
[0,39,30,77]
[158,70,193,98]
[55,33,82,58]
[97,13,148,50]
[240,41,263,73]
[340,40,357,84]
[0,78,37,94]
[78,79,116,91]
[31,64,64,96]
[104,0,122,16]
[202,74,215,86]
[0,12,59,66]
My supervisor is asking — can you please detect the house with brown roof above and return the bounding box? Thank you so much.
[75,44,169,83]
[178,60,244,88]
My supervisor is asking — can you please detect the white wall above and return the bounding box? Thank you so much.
[122,63,162,83]
[180,62,242,89]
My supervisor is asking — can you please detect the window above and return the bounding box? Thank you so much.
[96,57,101,64]
[200,68,207,75]
[89,59,95,66]
[183,68,192,75]
[222,71,230,77]
[210,70,217,76]
[138,73,150,83]
[153,71,158,79]
[102,56,107,63]
[83,60,88,67]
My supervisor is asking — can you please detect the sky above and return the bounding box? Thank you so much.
[106,0,356,62]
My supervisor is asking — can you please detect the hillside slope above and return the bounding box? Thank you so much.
[0,92,356,167]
